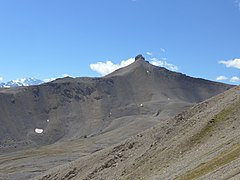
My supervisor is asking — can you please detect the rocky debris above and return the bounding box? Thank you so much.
[84,141,136,179]
[63,168,78,180]
[34,86,240,180]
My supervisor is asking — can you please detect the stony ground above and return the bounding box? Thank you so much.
[34,86,240,180]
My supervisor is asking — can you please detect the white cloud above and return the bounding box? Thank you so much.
[235,0,240,9]
[160,48,166,53]
[150,58,178,71]
[90,57,179,76]
[216,76,228,81]
[219,58,240,69]
[146,52,153,56]
[90,58,135,76]
[44,78,56,82]
[230,76,240,82]
[44,74,73,82]
[62,74,72,78]
[0,77,3,81]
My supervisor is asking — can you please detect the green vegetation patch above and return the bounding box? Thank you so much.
[176,143,240,180]
[188,100,240,145]
[212,101,239,123]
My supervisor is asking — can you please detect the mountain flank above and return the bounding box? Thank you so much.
[0,55,234,179]
[35,86,240,180]
[0,57,232,149]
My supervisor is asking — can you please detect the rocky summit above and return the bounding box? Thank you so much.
[134,54,145,61]
[0,56,234,180]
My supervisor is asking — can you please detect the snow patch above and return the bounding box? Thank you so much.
[35,128,43,134]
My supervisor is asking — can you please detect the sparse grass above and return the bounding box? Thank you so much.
[212,102,237,122]
[176,143,240,180]
[125,100,240,180]
[186,100,240,145]
[176,100,240,180]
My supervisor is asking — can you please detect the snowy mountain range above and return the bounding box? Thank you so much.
[0,78,44,88]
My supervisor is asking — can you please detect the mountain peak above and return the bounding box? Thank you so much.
[0,78,44,88]
[105,54,158,78]
[135,54,145,61]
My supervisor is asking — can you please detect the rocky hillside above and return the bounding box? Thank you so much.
[35,86,240,180]
[0,56,234,180]
[0,57,232,150]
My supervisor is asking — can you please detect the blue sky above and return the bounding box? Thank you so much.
[0,0,240,84]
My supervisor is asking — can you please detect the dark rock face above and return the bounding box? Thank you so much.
[135,54,145,61]
[0,59,234,152]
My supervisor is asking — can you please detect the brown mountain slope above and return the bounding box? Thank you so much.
[35,86,240,180]
[0,58,232,150]
[0,57,234,179]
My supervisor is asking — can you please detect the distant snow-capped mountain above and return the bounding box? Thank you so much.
[0,78,44,88]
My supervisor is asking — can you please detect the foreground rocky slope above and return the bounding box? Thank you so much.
[36,86,240,180]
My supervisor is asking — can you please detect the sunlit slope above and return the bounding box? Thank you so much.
[35,86,240,180]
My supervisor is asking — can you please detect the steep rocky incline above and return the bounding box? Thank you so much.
[35,86,240,180]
